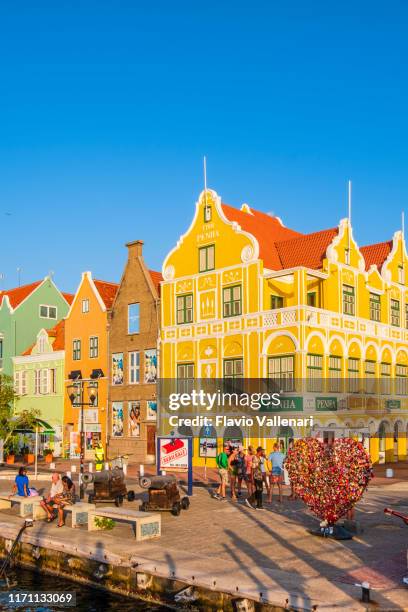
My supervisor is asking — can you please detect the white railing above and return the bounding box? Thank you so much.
[163,305,408,342]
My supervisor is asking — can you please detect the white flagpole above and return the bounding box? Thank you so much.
[203,156,208,209]
[348,180,352,254]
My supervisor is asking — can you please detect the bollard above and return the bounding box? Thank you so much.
[88,462,93,473]
[104,462,109,471]
[385,468,394,478]
[50,462,55,470]
[123,464,127,475]
[71,465,77,473]
[361,581,370,603]
[162,470,166,476]
[140,464,145,477]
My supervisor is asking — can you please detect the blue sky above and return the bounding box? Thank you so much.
[0,1,407,293]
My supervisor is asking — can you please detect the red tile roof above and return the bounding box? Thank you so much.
[222,204,302,270]
[275,228,339,270]
[221,203,338,271]
[93,280,119,309]
[62,292,74,305]
[360,241,393,271]
[0,281,42,309]
[149,270,162,295]
[22,320,65,356]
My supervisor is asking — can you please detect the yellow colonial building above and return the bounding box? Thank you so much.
[160,188,408,465]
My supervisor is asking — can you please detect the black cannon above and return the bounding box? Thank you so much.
[83,467,135,507]
[139,474,190,516]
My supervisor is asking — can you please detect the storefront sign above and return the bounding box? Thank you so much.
[386,399,401,410]
[316,397,338,411]
[84,423,102,433]
[158,437,189,470]
[259,396,303,411]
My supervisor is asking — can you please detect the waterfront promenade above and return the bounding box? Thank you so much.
[0,463,407,610]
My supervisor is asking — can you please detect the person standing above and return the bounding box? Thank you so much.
[228,446,239,500]
[260,449,271,500]
[267,442,285,503]
[213,445,229,500]
[244,445,255,498]
[245,446,264,510]
[235,446,246,497]
[94,441,105,472]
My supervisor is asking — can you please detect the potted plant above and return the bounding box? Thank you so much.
[4,437,17,464]
[43,447,53,463]
[22,444,34,465]
[5,450,15,464]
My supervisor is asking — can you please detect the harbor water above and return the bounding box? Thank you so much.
[0,567,170,611]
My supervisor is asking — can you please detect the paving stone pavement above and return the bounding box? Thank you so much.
[0,475,407,610]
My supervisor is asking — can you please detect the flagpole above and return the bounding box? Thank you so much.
[348,180,352,255]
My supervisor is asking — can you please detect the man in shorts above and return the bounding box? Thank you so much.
[213,445,230,500]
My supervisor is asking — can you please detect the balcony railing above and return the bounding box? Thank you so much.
[163,305,408,342]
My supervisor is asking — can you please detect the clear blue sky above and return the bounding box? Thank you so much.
[1,2,407,293]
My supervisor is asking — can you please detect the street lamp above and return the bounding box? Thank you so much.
[66,378,99,500]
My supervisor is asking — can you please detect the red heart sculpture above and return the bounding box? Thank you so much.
[285,438,373,524]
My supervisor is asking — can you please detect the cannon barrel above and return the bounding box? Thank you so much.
[83,468,125,485]
[139,474,177,489]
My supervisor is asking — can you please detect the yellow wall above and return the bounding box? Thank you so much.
[161,189,408,466]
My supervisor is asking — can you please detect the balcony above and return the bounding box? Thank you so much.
[162,305,408,343]
[262,305,408,342]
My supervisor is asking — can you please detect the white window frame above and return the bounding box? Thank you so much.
[89,336,99,359]
[128,303,140,334]
[73,339,81,361]
[40,369,50,394]
[34,370,40,395]
[82,298,90,313]
[39,304,58,320]
[129,351,140,384]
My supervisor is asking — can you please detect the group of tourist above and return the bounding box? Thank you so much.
[11,467,76,527]
[213,440,296,509]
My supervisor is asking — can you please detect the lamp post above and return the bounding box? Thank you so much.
[66,379,98,500]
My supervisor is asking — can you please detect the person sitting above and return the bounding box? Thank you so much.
[53,475,76,528]
[40,472,64,522]
[10,467,38,498]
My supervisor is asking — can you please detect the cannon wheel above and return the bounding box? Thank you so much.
[115,495,124,507]
[127,490,135,502]
[88,494,95,504]
[181,497,190,510]
[171,502,181,517]
[139,501,148,512]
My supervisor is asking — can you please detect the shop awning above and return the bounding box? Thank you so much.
[12,418,55,434]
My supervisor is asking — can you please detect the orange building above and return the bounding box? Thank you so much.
[64,272,118,459]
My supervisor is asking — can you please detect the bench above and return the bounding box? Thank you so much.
[0,494,44,518]
[33,501,95,527]
[88,507,161,541]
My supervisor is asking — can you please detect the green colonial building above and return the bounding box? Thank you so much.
[12,321,66,457]
[0,276,72,377]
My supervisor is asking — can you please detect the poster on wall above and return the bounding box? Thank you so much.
[69,431,80,458]
[84,409,98,424]
[144,349,157,383]
[199,437,217,458]
[128,401,141,437]
[159,437,189,470]
[112,402,124,436]
[112,353,124,385]
[147,400,157,421]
